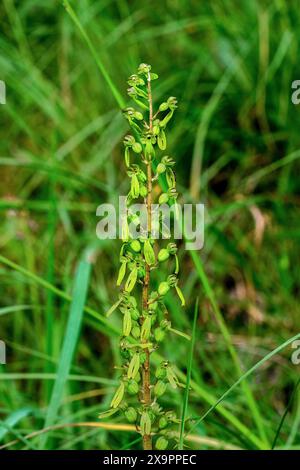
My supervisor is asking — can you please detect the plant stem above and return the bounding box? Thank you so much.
[141,74,153,451]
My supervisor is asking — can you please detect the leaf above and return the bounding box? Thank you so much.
[125,267,138,293]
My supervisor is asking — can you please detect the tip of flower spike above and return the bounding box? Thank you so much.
[138,63,151,74]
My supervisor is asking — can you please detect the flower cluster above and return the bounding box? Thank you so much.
[101,64,186,450]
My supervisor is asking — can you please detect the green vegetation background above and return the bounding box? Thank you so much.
[0,0,299,450]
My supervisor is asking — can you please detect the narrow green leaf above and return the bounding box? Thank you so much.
[40,256,92,448]
[0,254,118,336]
[63,1,125,109]
[0,407,34,442]
[186,332,300,440]
[272,377,300,449]
[179,298,199,449]
[190,252,269,446]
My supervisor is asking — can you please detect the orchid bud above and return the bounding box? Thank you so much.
[130,240,141,252]
[156,162,166,174]
[158,193,169,204]
[139,185,148,198]
[159,102,168,112]
[132,142,142,153]
[127,379,139,395]
[158,281,170,296]
[125,407,137,423]
[158,248,169,262]
[154,327,165,343]
[131,325,141,339]
[130,308,140,321]
[134,111,143,121]
[158,416,168,429]
[154,380,167,397]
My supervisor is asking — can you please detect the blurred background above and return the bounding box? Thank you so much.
[0,0,300,450]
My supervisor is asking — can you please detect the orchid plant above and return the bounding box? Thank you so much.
[101,64,187,450]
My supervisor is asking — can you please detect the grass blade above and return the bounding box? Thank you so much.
[179,298,199,450]
[0,408,34,442]
[40,255,92,448]
[0,254,119,336]
[190,252,269,446]
[272,377,300,449]
[186,332,300,442]
[63,0,125,109]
